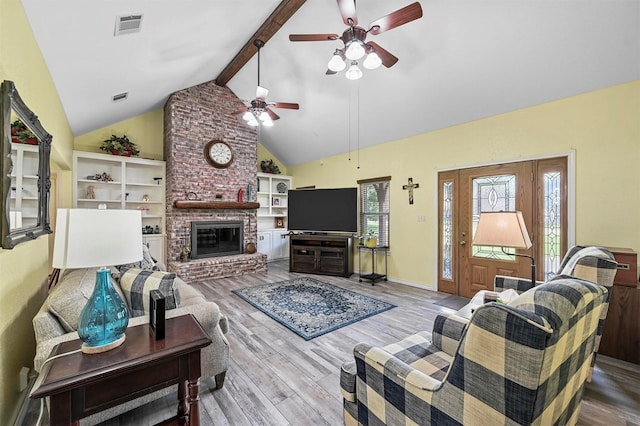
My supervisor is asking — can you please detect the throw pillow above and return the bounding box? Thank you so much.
[116,244,159,273]
[47,268,103,332]
[118,268,181,317]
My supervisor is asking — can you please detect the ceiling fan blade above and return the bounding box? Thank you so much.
[265,108,280,120]
[289,34,340,42]
[368,2,423,35]
[366,41,399,68]
[326,69,337,75]
[337,0,357,26]
[272,102,300,110]
[256,86,269,100]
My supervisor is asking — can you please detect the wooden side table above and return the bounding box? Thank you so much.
[599,247,639,364]
[30,314,212,425]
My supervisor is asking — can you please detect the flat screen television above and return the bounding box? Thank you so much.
[288,188,357,233]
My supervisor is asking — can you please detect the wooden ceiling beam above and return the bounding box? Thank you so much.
[215,0,307,87]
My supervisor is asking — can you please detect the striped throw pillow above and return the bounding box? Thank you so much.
[119,268,181,317]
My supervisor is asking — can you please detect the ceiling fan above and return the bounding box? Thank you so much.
[233,40,299,127]
[289,1,423,80]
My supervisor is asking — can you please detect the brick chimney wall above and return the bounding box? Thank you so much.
[163,80,267,280]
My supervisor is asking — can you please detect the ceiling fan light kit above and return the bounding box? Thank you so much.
[234,39,299,127]
[290,1,423,80]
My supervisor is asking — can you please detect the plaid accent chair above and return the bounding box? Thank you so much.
[494,245,617,379]
[341,278,608,426]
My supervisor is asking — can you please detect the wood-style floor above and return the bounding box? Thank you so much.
[28,260,640,425]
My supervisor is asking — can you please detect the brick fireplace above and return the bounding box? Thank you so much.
[163,80,267,280]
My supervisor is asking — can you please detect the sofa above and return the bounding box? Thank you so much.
[32,263,229,425]
[341,276,608,425]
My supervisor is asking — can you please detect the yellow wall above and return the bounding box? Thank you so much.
[74,109,164,160]
[289,80,640,288]
[0,0,74,423]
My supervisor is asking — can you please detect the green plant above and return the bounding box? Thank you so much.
[100,134,140,156]
[10,119,37,144]
[260,159,281,174]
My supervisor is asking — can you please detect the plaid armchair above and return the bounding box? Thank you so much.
[494,245,617,379]
[341,278,608,425]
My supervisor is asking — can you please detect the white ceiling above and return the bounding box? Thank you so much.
[21,0,640,167]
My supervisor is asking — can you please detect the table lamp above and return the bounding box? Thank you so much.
[472,211,536,285]
[52,209,142,353]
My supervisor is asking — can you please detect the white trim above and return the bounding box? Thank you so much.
[434,150,576,291]
[355,270,436,292]
[435,150,576,173]
[389,277,437,292]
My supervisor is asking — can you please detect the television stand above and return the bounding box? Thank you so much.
[289,234,353,277]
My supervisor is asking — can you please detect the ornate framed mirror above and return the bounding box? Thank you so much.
[0,80,52,248]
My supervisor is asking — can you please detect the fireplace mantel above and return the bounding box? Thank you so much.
[173,200,260,210]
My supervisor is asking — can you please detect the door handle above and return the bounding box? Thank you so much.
[460,241,466,246]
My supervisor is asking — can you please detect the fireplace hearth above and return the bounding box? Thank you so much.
[191,221,243,259]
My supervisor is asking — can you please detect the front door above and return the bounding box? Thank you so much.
[438,158,567,298]
[458,163,533,297]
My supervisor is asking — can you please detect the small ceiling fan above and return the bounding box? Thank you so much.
[289,1,423,80]
[233,40,299,127]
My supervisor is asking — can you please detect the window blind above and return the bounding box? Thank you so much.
[358,176,391,247]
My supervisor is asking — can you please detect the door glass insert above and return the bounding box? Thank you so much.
[543,171,562,279]
[472,174,516,260]
[442,181,453,279]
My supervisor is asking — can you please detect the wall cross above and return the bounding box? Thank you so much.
[402,177,420,205]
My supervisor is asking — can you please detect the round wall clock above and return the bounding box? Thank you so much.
[204,140,234,168]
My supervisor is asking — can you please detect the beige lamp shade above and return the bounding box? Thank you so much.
[472,211,532,249]
[53,209,143,268]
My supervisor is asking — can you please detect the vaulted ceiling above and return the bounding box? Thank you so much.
[21,0,640,167]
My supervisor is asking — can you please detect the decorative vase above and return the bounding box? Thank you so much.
[247,184,253,202]
[77,268,129,353]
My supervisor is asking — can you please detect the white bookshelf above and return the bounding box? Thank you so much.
[73,151,166,262]
[9,143,39,228]
[256,172,292,261]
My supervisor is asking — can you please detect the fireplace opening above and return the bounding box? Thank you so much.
[191,221,243,259]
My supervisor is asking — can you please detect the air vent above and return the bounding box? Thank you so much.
[112,92,128,102]
[114,14,143,36]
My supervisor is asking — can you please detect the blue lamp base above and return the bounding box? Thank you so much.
[78,267,130,354]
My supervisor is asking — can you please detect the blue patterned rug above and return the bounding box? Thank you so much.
[232,277,395,340]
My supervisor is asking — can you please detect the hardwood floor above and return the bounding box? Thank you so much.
[26,260,640,425]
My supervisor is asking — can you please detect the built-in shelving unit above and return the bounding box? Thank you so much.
[9,143,39,229]
[256,172,292,261]
[73,151,166,262]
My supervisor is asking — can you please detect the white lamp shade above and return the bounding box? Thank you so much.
[327,54,346,72]
[363,52,382,70]
[345,41,365,60]
[53,209,143,268]
[345,62,363,80]
[472,211,532,249]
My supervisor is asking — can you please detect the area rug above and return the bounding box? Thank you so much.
[232,277,396,340]
[433,294,470,311]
